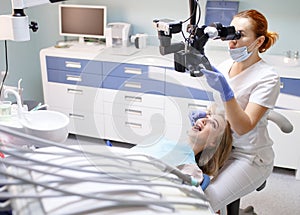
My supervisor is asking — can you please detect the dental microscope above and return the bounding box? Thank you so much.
[153,0,241,77]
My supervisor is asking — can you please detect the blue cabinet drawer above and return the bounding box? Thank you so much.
[46,56,102,75]
[103,61,165,80]
[280,77,300,97]
[48,70,103,88]
[103,76,165,95]
[165,82,212,100]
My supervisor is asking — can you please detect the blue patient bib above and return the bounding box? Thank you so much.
[130,138,196,167]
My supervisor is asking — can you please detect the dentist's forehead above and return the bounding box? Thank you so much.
[231,17,254,33]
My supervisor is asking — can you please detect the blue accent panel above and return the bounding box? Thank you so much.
[165,82,212,100]
[200,174,211,191]
[280,77,300,97]
[48,69,103,88]
[103,76,165,95]
[46,56,102,75]
[205,1,239,26]
[103,61,165,80]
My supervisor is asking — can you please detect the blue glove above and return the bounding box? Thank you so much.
[189,110,207,126]
[201,67,234,102]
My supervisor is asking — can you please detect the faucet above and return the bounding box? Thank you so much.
[4,88,24,118]
[285,50,292,58]
[294,51,299,59]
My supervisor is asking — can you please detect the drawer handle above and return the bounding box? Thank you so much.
[280,82,284,89]
[65,61,82,69]
[188,103,207,109]
[125,109,142,116]
[66,75,82,82]
[125,122,142,128]
[124,67,142,75]
[124,82,142,89]
[67,88,83,95]
[124,96,142,102]
[69,113,85,120]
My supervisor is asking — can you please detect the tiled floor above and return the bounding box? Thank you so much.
[240,167,300,215]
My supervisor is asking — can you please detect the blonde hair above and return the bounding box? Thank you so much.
[195,121,232,177]
[234,9,279,53]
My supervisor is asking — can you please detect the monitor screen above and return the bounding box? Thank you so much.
[59,4,107,42]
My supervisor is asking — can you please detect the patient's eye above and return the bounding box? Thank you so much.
[210,121,216,129]
[208,119,219,129]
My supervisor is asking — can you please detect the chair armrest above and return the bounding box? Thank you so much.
[267,110,293,133]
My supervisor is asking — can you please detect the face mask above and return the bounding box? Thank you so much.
[229,39,258,62]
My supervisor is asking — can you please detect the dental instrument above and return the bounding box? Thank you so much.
[0,125,213,215]
[30,103,48,111]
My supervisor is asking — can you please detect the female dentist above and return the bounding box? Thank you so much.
[200,9,280,213]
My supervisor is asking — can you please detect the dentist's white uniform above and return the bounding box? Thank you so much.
[204,59,280,212]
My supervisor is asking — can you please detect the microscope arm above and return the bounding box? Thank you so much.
[12,0,64,9]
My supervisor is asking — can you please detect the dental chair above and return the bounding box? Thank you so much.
[226,110,293,215]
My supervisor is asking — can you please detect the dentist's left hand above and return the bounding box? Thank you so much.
[189,110,207,126]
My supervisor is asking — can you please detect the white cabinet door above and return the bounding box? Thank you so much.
[102,89,164,108]
[102,89,165,145]
[103,102,165,145]
[50,107,105,139]
[104,114,165,145]
[45,83,104,114]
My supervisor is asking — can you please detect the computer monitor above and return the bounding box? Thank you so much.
[59,4,107,43]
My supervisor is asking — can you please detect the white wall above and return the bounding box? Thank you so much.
[0,0,299,102]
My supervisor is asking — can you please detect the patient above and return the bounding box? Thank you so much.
[130,111,233,185]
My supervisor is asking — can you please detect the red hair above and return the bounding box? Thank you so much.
[234,9,279,53]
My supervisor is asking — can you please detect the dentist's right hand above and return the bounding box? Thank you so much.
[201,66,234,102]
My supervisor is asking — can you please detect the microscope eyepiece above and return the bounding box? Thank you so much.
[209,22,241,41]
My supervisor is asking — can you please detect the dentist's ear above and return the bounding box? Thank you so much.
[256,35,266,48]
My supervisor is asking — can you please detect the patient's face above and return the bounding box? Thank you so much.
[187,115,226,153]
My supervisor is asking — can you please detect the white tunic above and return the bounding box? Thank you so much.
[217,59,280,166]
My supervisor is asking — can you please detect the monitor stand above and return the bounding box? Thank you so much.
[77,37,102,46]
[78,37,85,44]
[68,37,105,51]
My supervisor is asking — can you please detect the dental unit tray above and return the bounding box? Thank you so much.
[0,126,213,215]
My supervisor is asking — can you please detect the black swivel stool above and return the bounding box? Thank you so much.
[226,180,267,215]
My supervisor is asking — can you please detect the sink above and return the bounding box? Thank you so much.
[262,54,300,67]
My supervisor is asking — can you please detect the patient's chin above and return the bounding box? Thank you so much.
[188,134,203,146]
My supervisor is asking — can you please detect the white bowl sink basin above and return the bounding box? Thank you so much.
[263,55,300,67]
[20,110,69,143]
